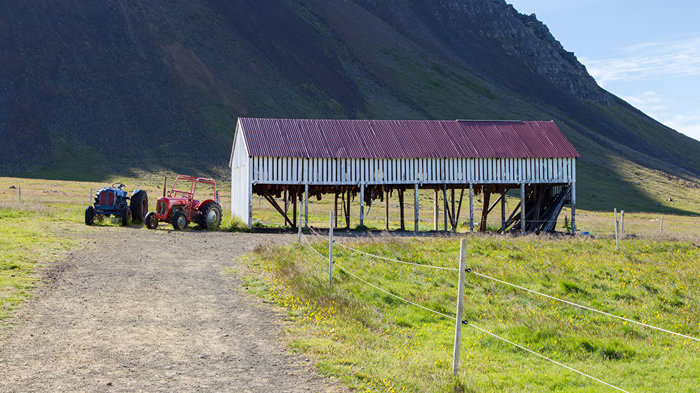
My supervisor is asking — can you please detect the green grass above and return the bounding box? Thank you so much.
[241,236,699,392]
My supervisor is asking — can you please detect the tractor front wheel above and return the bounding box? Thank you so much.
[85,206,95,226]
[171,211,188,230]
[145,212,159,229]
[121,209,132,226]
[198,202,222,230]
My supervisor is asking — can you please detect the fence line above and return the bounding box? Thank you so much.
[300,235,631,393]
[468,269,700,342]
[308,226,460,271]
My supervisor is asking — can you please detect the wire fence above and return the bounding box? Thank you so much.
[300,232,637,392]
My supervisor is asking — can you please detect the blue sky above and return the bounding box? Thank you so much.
[507,0,700,142]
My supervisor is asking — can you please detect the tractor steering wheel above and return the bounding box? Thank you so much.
[112,183,125,189]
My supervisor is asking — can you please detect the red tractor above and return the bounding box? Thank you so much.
[144,175,222,230]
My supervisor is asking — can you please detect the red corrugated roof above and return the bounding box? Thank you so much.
[236,118,579,159]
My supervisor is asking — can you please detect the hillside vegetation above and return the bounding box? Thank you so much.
[0,0,698,214]
[242,235,699,392]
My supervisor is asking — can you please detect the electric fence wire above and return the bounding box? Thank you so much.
[308,226,459,272]
[308,226,697,343]
[468,269,700,343]
[299,236,632,393]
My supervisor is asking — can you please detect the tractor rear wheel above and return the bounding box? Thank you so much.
[130,191,148,224]
[85,206,95,226]
[198,202,222,230]
[171,211,188,230]
[121,208,132,226]
[145,212,159,229]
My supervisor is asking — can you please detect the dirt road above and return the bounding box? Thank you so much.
[0,227,343,392]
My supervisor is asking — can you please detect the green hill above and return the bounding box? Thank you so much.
[0,0,698,213]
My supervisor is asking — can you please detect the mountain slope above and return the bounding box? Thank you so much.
[0,0,698,213]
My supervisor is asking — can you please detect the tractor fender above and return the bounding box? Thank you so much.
[131,189,143,197]
[195,199,217,210]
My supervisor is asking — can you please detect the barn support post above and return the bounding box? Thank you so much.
[433,189,439,231]
[451,188,456,231]
[414,183,419,232]
[304,183,309,229]
[443,184,448,231]
[469,184,474,232]
[385,187,389,230]
[571,181,576,234]
[283,189,288,227]
[479,189,490,233]
[501,187,506,233]
[520,183,526,234]
[345,188,351,229]
[334,192,339,228]
[297,201,302,243]
[292,191,297,228]
[360,184,365,227]
[399,188,405,230]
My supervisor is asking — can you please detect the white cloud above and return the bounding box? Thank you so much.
[620,91,667,116]
[582,35,700,85]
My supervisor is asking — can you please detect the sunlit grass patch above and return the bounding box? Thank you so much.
[242,235,699,392]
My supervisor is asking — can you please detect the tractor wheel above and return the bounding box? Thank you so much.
[198,202,222,230]
[171,211,188,230]
[121,208,132,226]
[85,206,95,226]
[145,212,159,229]
[130,191,148,224]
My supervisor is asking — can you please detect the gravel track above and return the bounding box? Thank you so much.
[0,227,344,393]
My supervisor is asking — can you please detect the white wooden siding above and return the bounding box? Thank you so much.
[246,157,576,185]
[230,125,251,226]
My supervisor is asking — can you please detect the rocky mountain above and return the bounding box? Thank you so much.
[0,0,698,212]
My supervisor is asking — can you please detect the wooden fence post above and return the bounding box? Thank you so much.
[453,238,467,376]
[18,186,21,203]
[329,211,334,286]
[620,210,625,237]
[614,208,619,250]
[660,214,664,235]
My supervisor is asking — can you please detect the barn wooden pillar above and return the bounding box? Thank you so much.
[414,183,419,232]
[500,187,506,233]
[399,188,405,230]
[571,181,576,234]
[292,190,297,228]
[360,184,365,226]
[304,183,309,229]
[479,189,490,233]
[443,184,448,231]
[345,188,351,229]
[334,192,339,228]
[384,187,389,230]
[283,189,288,227]
[520,183,526,234]
[433,189,439,231]
[469,184,474,232]
[451,188,456,231]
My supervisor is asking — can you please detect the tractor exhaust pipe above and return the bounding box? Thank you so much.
[163,176,167,197]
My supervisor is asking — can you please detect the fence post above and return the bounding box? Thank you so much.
[329,211,334,286]
[614,208,619,250]
[659,214,664,235]
[452,238,467,376]
[18,186,21,203]
[90,188,93,203]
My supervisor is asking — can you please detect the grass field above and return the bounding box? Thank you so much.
[242,235,699,392]
[1,175,698,392]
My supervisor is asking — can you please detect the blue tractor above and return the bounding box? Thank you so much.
[84,183,148,226]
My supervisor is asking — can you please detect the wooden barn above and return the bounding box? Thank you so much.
[229,118,579,233]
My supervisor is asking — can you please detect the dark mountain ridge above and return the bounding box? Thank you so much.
[0,0,698,212]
